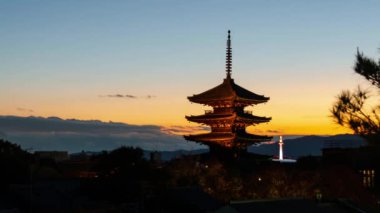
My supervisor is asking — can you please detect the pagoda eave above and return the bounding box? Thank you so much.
[236,116,271,124]
[236,134,272,142]
[187,97,234,106]
[186,114,271,125]
[235,97,269,105]
[184,133,272,149]
[187,97,269,106]
[185,114,234,124]
[184,132,272,143]
[184,133,234,142]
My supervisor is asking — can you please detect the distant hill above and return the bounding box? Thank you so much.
[0,116,367,158]
[248,134,366,159]
[0,115,205,152]
[70,135,365,161]
[142,134,367,161]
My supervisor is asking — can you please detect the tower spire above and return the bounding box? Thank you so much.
[226,30,232,79]
[279,136,283,160]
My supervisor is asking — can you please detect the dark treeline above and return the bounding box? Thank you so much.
[0,139,31,185]
[0,139,379,212]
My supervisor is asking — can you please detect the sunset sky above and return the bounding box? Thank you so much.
[1,0,380,135]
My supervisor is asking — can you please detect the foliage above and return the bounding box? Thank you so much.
[355,51,380,88]
[331,87,380,137]
[0,139,31,183]
[83,147,150,202]
[92,146,148,179]
[165,155,374,204]
[331,50,380,145]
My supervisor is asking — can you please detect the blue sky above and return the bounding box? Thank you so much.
[0,0,379,134]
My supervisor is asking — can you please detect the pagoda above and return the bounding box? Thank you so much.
[184,31,272,154]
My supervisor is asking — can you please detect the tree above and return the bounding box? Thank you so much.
[331,50,380,145]
[355,50,380,88]
[0,139,31,184]
[93,146,146,179]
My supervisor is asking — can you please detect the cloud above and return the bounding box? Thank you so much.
[266,130,282,134]
[160,125,210,135]
[99,94,137,98]
[247,129,283,135]
[17,107,34,113]
[100,94,156,99]
[258,140,277,145]
[124,94,137,99]
[250,129,263,133]
[0,116,205,152]
[145,95,156,99]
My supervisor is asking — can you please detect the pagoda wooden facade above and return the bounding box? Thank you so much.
[184,31,272,153]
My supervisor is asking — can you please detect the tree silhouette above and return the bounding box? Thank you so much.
[0,139,31,184]
[331,50,380,145]
[355,51,380,88]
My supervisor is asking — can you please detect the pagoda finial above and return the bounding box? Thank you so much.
[226,30,232,79]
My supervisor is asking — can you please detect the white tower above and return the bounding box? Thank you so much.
[279,136,284,160]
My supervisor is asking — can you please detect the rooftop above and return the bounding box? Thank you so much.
[188,77,269,105]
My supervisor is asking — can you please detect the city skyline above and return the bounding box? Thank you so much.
[1,1,380,135]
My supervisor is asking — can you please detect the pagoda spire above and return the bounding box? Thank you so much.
[226,30,232,79]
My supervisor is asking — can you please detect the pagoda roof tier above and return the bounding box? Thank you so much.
[184,132,272,146]
[188,77,269,105]
[185,113,271,125]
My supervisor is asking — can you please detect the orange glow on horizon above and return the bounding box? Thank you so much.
[0,110,351,136]
[0,72,356,136]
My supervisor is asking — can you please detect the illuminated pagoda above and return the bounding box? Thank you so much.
[184,31,272,154]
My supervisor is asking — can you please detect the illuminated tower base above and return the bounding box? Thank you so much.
[279,136,283,160]
[272,136,297,163]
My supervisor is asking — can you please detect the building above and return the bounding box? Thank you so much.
[322,146,380,190]
[184,31,272,155]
